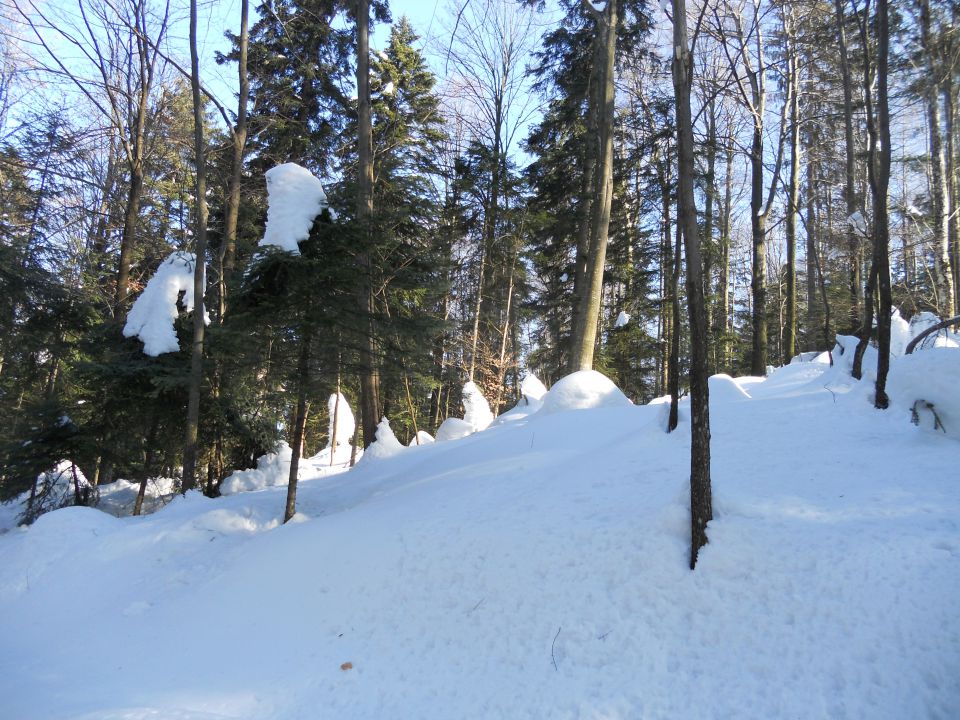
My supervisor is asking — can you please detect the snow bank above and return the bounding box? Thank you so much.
[709,373,752,402]
[435,417,475,442]
[360,417,405,462]
[408,430,435,447]
[538,370,631,414]
[520,373,548,403]
[887,348,960,438]
[462,382,493,431]
[220,443,294,495]
[326,393,355,447]
[123,252,206,356]
[259,163,328,255]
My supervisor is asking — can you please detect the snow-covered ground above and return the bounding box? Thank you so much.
[0,357,958,719]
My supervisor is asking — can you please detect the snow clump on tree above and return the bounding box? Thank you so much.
[360,417,406,462]
[259,163,329,255]
[538,370,631,414]
[123,252,207,356]
[462,381,493,431]
[326,393,355,448]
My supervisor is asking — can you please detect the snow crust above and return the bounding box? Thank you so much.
[259,163,328,255]
[123,252,206,356]
[2,356,959,720]
[538,369,631,414]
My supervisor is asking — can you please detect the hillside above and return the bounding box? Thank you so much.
[0,356,958,720]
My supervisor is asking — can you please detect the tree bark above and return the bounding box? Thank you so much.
[181,0,210,493]
[356,0,381,446]
[672,0,712,569]
[570,0,618,372]
[284,333,311,523]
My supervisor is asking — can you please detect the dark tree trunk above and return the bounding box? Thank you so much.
[784,16,800,362]
[671,0,712,569]
[284,334,311,523]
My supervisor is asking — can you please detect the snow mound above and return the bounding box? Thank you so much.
[887,348,960,439]
[123,252,206,356]
[709,373,752,402]
[220,443,293,495]
[462,382,494,431]
[360,417,405,462]
[538,370,631,414]
[259,163,328,255]
[96,477,178,517]
[326,393,355,447]
[408,431,435,447]
[520,373,548,402]
[435,417,475,442]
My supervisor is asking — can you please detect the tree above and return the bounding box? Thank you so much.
[671,0,713,569]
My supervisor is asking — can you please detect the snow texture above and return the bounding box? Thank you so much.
[538,369,631,414]
[520,373,548,402]
[1,362,959,720]
[708,373,752,402]
[326,393,355,447]
[614,310,631,328]
[435,417,476,442]
[359,417,405,462]
[259,163,328,255]
[462,381,493,431]
[123,252,205,356]
[408,430,435,447]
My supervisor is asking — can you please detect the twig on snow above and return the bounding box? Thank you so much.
[551,626,562,671]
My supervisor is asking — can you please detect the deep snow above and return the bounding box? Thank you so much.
[0,357,958,720]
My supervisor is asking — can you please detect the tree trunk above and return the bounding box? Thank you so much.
[671,0,712,569]
[784,16,800,362]
[570,0,618,372]
[284,334,311,523]
[182,0,210,493]
[356,0,381,446]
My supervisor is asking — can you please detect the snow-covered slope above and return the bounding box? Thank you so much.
[0,361,958,719]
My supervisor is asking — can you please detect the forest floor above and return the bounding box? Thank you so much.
[0,353,958,719]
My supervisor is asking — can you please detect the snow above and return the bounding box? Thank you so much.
[462,381,493,431]
[1,360,959,719]
[408,430,435,446]
[220,441,358,496]
[847,211,868,235]
[122,252,206,356]
[538,369,631,414]
[614,310,631,328]
[358,417,405,462]
[259,163,328,255]
[521,373,548,402]
[327,393,355,447]
[708,373,752,402]
[886,348,960,439]
[382,81,395,95]
[435,416,476,441]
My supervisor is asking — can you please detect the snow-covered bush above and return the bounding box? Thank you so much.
[259,163,329,255]
[538,370,631,414]
[326,393,355,448]
[462,381,493,431]
[17,461,93,525]
[359,417,406,462]
[220,443,294,495]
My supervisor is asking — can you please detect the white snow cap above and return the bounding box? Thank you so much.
[259,163,328,255]
[361,417,406,462]
[520,373,548,402]
[123,251,207,356]
[615,310,631,328]
[435,417,475,442]
[326,393,356,448]
[538,370,631,414]
[708,373,752,403]
[408,430,435,447]
[462,381,493,431]
[382,81,395,96]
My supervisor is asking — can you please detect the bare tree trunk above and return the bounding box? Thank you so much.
[219,0,249,319]
[668,220,682,433]
[672,0,712,569]
[784,12,800,361]
[182,0,209,493]
[570,0,618,372]
[284,334,311,523]
[919,0,955,317]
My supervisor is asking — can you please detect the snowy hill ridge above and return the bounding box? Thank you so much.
[0,359,958,719]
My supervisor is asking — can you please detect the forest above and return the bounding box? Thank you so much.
[0,0,957,530]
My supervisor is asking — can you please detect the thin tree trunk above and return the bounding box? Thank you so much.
[284,334,311,523]
[672,0,712,569]
[668,221,682,432]
[785,15,800,362]
[182,0,210,493]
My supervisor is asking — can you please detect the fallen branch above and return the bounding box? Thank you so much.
[911,400,946,433]
[905,315,960,354]
[551,626,562,671]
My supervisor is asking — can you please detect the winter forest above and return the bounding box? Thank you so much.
[0,0,958,716]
